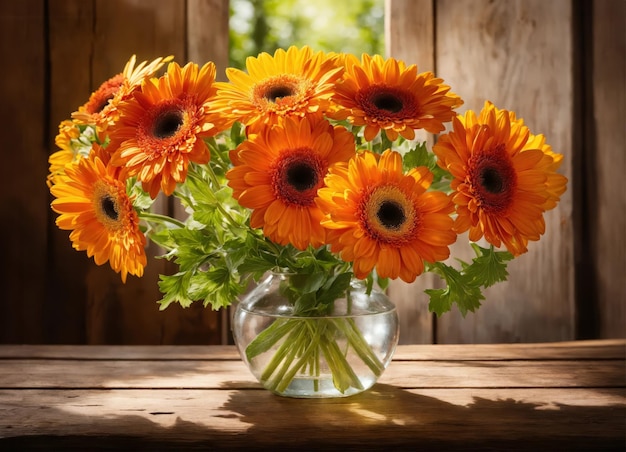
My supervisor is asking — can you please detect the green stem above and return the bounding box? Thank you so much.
[273,322,321,393]
[250,317,381,394]
[245,318,298,360]
[335,318,384,377]
[185,165,244,230]
[265,322,312,391]
[319,328,364,392]
[138,211,185,229]
[259,320,309,381]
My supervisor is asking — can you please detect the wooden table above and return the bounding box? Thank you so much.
[0,340,624,450]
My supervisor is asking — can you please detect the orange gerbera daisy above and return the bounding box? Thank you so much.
[432,101,568,256]
[108,61,225,198]
[317,150,457,282]
[210,46,343,133]
[329,54,463,141]
[50,153,147,283]
[72,54,172,131]
[227,116,356,250]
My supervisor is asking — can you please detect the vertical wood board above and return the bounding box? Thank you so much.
[46,0,98,343]
[45,0,228,344]
[385,0,436,344]
[187,0,230,78]
[433,0,575,342]
[0,0,48,343]
[591,0,626,339]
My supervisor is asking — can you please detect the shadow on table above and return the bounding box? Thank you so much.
[2,383,624,450]
[217,382,626,450]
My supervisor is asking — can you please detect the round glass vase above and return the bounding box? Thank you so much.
[231,272,399,398]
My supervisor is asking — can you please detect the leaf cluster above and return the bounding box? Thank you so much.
[140,130,513,318]
[425,244,514,317]
[145,131,356,312]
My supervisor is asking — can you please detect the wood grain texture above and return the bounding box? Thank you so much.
[0,388,624,450]
[77,0,223,345]
[433,0,576,343]
[83,0,181,344]
[0,1,48,343]
[0,339,623,360]
[590,0,626,339]
[0,358,623,390]
[187,0,230,78]
[0,342,624,450]
[46,0,97,345]
[384,0,437,345]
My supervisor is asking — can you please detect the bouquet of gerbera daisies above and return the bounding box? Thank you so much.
[48,47,567,394]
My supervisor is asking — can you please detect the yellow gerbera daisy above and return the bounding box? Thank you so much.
[432,101,568,256]
[50,153,147,283]
[72,54,173,131]
[329,54,463,141]
[317,150,457,282]
[227,116,356,250]
[210,46,343,133]
[108,61,225,199]
[47,120,83,187]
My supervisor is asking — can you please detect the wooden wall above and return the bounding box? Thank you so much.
[1,0,623,345]
[1,0,229,345]
[386,0,625,344]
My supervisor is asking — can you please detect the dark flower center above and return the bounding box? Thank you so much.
[94,95,115,113]
[153,110,184,139]
[265,85,294,102]
[479,167,505,194]
[469,144,517,213]
[84,74,124,115]
[101,195,119,221]
[372,92,404,113]
[272,150,324,206]
[286,162,317,192]
[377,200,405,229]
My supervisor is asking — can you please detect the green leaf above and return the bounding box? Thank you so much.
[463,244,514,288]
[127,179,155,211]
[402,141,452,192]
[290,272,326,294]
[229,121,246,146]
[317,272,353,306]
[376,275,389,291]
[402,141,431,171]
[168,229,214,271]
[426,262,485,317]
[190,266,241,310]
[147,228,178,251]
[293,292,320,315]
[158,272,195,309]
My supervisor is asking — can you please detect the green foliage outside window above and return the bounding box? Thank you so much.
[229,0,385,68]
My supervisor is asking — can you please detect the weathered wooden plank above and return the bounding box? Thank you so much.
[69,0,225,345]
[0,345,240,360]
[589,0,625,339]
[0,1,48,343]
[0,358,622,389]
[433,0,576,343]
[394,339,626,361]
[46,0,97,344]
[0,340,623,360]
[0,388,623,449]
[187,0,229,77]
[384,0,437,345]
[83,0,185,344]
[91,0,185,79]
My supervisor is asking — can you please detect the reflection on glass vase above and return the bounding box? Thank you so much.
[232,271,399,398]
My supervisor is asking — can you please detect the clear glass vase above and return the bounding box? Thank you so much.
[231,272,399,398]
